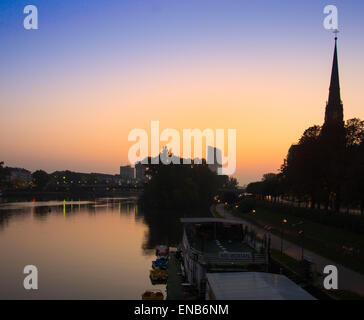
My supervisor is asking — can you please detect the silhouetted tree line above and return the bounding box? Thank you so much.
[0,165,136,196]
[140,154,227,210]
[0,162,10,188]
[32,170,51,190]
[247,118,364,215]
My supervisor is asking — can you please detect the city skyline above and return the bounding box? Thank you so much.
[1,1,364,185]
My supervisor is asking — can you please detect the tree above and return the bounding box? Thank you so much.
[0,162,10,188]
[223,177,238,189]
[342,119,364,214]
[345,118,364,148]
[32,170,50,190]
[281,125,324,208]
[140,153,222,211]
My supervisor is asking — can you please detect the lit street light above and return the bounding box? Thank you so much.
[281,218,287,254]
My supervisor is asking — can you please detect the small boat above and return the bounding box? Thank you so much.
[156,245,169,257]
[152,258,167,270]
[156,255,168,261]
[150,267,168,282]
[142,289,164,300]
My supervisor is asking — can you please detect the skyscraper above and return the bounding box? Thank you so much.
[135,162,147,181]
[207,146,222,174]
[120,165,134,181]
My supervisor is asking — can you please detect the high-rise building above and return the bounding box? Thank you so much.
[135,162,147,181]
[120,165,134,181]
[207,146,222,174]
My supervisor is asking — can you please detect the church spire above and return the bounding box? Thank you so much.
[324,34,344,127]
[329,36,341,104]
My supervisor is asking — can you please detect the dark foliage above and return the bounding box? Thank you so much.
[248,118,364,215]
[0,162,10,188]
[32,170,51,190]
[140,155,223,211]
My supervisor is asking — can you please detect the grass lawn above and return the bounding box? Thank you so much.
[231,205,364,275]
[270,249,364,300]
[329,290,364,300]
[270,249,302,274]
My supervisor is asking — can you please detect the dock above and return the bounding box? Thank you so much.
[166,253,184,300]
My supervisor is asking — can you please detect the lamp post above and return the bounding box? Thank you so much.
[292,220,304,260]
[298,230,304,260]
[281,218,287,254]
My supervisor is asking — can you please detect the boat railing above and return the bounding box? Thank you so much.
[182,229,267,266]
[184,244,266,266]
[202,253,267,265]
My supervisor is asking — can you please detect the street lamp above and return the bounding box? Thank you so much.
[281,218,287,254]
[292,221,304,260]
[298,230,304,260]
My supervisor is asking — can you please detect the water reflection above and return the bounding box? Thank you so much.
[0,197,168,299]
[141,210,183,254]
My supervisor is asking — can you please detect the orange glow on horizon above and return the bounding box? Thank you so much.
[1,42,363,185]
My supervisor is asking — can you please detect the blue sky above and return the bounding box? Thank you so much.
[0,1,363,184]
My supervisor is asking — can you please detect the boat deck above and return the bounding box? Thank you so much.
[190,239,255,254]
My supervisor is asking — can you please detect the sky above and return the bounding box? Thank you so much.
[0,0,363,185]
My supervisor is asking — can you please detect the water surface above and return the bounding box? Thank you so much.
[0,198,170,299]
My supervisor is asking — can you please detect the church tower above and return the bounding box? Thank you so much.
[319,34,346,212]
[323,36,344,129]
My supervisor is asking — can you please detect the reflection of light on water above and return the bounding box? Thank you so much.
[0,200,92,211]
[0,197,165,299]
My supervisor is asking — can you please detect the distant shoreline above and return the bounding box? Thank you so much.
[0,190,141,201]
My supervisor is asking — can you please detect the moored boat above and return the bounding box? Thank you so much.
[156,245,169,257]
[152,258,167,270]
[142,289,164,300]
[150,267,168,282]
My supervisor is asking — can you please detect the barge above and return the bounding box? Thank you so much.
[180,217,269,298]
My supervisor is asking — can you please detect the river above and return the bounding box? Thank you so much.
[0,197,182,299]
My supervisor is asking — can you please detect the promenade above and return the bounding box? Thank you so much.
[216,204,364,296]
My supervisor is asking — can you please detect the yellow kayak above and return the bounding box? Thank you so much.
[150,267,168,281]
[142,289,164,300]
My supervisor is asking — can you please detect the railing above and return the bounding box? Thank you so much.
[183,242,267,266]
[203,253,267,266]
[182,229,267,268]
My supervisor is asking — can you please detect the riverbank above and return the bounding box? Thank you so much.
[230,201,364,275]
[166,253,184,300]
[214,204,364,297]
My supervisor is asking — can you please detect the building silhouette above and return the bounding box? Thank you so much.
[135,162,147,182]
[120,165,134,181]
[207,146,222,174]
[323,36,344,130]
[319,35,346,211]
